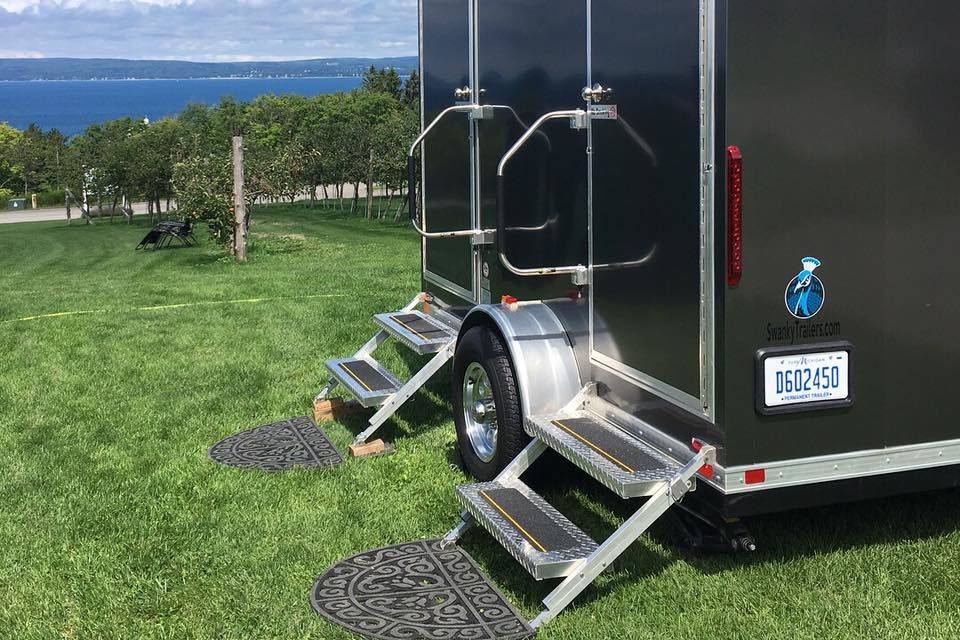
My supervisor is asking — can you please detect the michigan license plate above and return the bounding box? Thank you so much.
[762,350,851,409]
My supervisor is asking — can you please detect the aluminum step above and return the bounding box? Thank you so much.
[324,357,402,408]
[456,479,598,580]
[373,310,459,355]
[526,411,681,499]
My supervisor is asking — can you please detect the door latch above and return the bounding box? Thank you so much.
[581,83,614,103]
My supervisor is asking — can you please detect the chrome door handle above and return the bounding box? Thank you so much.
[454,86,472,101]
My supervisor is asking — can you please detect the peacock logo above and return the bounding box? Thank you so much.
[785,257,825,319]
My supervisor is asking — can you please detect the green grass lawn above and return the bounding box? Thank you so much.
[1,206,958,640]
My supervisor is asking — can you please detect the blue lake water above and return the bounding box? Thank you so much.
[0,77,364,136]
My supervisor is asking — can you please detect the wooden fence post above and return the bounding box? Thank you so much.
[233,136,248,263]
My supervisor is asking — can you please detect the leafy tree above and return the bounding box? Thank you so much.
[13,65,425,247]
[0,123,22,191]
[46,129,67,190]
[172,153,234,245]
[15,124,49,195]
[402,70,421,109]
[362,65,403,101]
[130,118,181,218]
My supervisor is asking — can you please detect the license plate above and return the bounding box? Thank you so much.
[763,350,850,409]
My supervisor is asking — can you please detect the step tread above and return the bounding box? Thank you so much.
[527,411,681,498]
[325,357,402,408]
[456,479,597,580]
[374,310,458,355]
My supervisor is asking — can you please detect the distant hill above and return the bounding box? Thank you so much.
[0,57,419,81]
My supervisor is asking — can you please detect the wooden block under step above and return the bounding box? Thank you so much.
[349,439,394,458]
[314,398,363,423]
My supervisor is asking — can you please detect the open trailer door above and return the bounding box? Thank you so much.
[589,0,716,419]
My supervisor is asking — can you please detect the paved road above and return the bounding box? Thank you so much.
[0,203,151,224]
[0,185,387,225]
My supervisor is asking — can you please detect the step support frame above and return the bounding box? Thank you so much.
[441,438,549,548]
[315,293,424,403]
[355,340,456,445]
[530,444,717,629]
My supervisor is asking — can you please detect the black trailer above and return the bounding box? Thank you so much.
[315,0,960,631]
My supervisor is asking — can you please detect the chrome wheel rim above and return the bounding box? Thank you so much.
[462,362,498,463]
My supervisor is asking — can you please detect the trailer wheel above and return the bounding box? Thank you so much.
[453,326,528,481]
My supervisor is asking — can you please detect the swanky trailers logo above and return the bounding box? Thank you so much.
[785,257,825,319]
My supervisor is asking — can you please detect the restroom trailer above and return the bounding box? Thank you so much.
[317,0,960,627]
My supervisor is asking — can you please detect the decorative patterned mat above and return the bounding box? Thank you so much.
[209,416,344,471]
[310,539,533,640]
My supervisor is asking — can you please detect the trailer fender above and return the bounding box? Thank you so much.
[459,303,582,419]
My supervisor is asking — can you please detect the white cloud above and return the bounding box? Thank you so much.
[0,0,417,60]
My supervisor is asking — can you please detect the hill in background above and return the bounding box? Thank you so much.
[0,57,418,81]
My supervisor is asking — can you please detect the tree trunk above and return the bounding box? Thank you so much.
[366,149,375,219]
[233,137,248,262]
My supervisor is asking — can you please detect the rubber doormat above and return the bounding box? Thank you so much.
[310,539,533,640]
[209,416,344,471]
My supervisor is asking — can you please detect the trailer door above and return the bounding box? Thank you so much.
[589,0,715,417]
[421,0,476,302]
[474,0,589,303]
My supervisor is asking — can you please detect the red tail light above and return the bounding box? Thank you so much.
[726,146,744,287]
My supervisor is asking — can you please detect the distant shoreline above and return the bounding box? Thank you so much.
[0,75,379,83]
[0,56,418,84]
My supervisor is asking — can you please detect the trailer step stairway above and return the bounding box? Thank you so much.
[310,391,717,636]
[373,311,458,355]
[324,357,403,407]
[316,294,460,452]
[456,479,599,580]
[526,412,682,498]
[441,391,718,629]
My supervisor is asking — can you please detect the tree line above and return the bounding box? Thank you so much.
[0,66,421,241]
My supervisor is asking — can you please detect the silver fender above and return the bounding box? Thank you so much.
[462,303,582,418]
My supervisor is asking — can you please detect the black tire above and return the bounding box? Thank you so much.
[453,325,529,481]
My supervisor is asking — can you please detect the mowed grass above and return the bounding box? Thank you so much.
[1,206,958,640]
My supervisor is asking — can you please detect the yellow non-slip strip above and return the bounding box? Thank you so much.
[392,315,432,341]
[340,362,373,392]
[479,490,547,553]
[552,420,635,473]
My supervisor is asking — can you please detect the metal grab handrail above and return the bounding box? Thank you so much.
[408,104,495,239]
[496,109,589,279]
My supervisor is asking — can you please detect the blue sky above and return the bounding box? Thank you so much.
[0,0,418,61]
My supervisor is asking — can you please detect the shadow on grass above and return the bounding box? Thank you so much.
[450,454,960,615]
[329,369,455,446]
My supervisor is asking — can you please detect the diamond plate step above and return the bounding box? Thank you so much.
[526,411,681,498]
[325,357,402,408]
[456,479,598,580]
[373,310,459,355]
